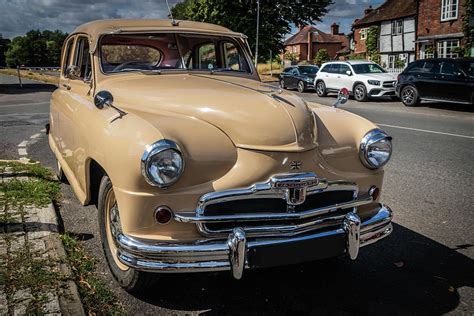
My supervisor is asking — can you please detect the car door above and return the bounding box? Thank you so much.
[59,35,95,192]
[436,60,470,102]
[334,64,353,91]
[52,35,75,158]
[325,64,340,90]
[289,68,300,88]
[411,60,440,99]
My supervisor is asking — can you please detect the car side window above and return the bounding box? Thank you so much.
[197,43,217,70]
[330,64,341,74]
[439,61,460,75]
[410,61,438,73]
[222,42,249,72]
[283,67,292,74]
[290,68,299,75]
[74,37,92,81]
[320,64,332,73]
[339,64,350,75]
[62,37,75,76]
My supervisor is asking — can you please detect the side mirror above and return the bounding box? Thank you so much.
[346,70,352,76]
[94,91,114,110]
[65,65,81,80]
[333,88,349,108]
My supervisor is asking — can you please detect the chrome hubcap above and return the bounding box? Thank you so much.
[355,86,364,99]
[280,80,284,88]
[109,204,121,240]
[298,82,304,92]
[317,83,324,94]
[402,89,414,103]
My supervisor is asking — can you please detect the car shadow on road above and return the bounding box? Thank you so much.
[135,223,473,314]
[419,101,474,113]
[0,83,57,94]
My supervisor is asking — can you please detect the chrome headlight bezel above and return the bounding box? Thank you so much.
[367,80,381,86]
[141,139,185,188]
[359,129,392,169]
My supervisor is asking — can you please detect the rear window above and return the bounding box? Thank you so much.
[102,45,162,66]
[458,60,474,77]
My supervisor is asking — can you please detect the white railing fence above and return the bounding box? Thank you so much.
[385,68,404,75]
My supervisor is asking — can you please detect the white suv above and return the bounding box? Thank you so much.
[314,61,397,101]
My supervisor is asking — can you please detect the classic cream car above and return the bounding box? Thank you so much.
[49,19,393,292]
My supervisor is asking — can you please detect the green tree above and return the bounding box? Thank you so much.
[171,0,332,62]
[5,30,67,67]
[313,49,329,66]
[0,37,11,67]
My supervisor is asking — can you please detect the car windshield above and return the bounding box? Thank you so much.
[299,66,319,74]
[352,63,386,74]
[458,60,474,77]
[100,33,251,74]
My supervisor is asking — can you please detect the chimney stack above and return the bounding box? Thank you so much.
[364,5,373,15]
[331,23,340,35]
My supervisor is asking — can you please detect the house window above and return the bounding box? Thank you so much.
[360,28,368,40]
[391,20,403,35]
[388,55,395,69]
[421,44,434,59]
[441,0,458,21]
[437,39,460,58]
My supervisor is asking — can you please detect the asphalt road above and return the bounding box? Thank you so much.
[1,74,473,315]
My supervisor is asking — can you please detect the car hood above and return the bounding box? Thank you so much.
[356,73,396,81]
[98,73,317,152]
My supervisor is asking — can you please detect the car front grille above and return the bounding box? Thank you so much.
[383,81,396,88]
[172,173,374,238]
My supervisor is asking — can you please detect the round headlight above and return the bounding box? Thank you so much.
[141,140,184,187]
[359,129,392,169]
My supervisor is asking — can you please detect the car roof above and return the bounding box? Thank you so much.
[321,60,374,67]
[70,19,245,53]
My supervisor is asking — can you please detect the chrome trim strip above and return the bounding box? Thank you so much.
[116,204,393,278]
[174,196,371,223]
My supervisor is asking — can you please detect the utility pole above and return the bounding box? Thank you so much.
[254,0,260,67]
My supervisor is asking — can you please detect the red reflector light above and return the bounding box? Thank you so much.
[155,206,173,224]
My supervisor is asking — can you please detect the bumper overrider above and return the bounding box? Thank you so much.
[115,173,393,279]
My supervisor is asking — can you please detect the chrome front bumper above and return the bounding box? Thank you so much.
[116,204,392,279]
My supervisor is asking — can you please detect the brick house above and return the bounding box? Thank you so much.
[283,24,349,62]
[352,1,417,68]
[417,0,467,59]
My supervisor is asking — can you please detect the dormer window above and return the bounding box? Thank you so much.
[360,28,368,40]
[441,0,458,21]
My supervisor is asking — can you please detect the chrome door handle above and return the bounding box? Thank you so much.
[62,83,71,90]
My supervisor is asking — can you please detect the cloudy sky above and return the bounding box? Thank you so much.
[0,0,384,39]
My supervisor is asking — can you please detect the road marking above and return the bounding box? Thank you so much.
[0,101,49,108]
[377,123,474,139]
[17,129,47,160]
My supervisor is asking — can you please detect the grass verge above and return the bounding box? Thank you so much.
[61,233,122,314]
[0,161,121,314]
[0,69,59,85]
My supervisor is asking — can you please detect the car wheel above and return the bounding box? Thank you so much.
[400,85,420,106]
[56,159,67,183]
[98,175,156,292]
[354,84,368,102]
[316,81,327,97]
[297,81,306,93]
[279,79,286,89]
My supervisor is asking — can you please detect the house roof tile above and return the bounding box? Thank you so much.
[353,0,417,27]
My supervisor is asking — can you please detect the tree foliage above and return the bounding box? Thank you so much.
[171,0,332,62]
[366,25,380,64]
[313,49,329,66]
[0,37,11,67]
[5,30,67,67]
